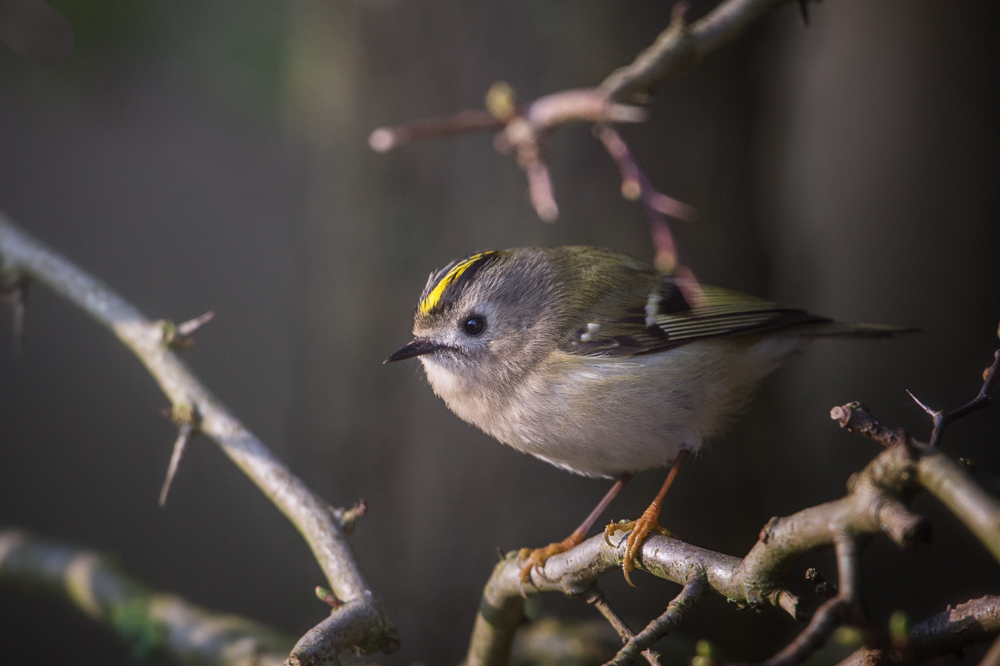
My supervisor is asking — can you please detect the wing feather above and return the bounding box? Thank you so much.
[560,278,828,357]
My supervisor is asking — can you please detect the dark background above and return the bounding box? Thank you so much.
[1,1,998,664]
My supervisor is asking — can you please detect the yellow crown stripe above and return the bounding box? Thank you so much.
[420,252,495,313]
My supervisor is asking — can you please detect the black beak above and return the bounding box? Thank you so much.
[384,338,445,363]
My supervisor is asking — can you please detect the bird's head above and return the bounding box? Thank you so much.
[384,249,561,386]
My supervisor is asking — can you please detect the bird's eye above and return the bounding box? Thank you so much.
[462,315,487,337]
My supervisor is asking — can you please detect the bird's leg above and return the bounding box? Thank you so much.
[604,449,689,587]
[518,473,632,585]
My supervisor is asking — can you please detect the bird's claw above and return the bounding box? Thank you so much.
[516,534,584,595]
[603,516,674,587]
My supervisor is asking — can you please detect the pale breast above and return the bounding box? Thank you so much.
[422,336,807,478]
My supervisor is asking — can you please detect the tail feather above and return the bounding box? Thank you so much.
[785,321,919,339]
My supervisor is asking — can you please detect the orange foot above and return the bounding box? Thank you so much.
[603,510,674,587]
[518,532,584,586]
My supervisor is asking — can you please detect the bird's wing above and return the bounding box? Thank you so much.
[559,276,827,358]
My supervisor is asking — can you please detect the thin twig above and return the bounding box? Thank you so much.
[758,597,851,666]
[368,109,504,152]
[0,214,398,664]
[907,348,1000,447]
[595,125,696,222]
[587,589,661,666]
[595,125,704,306]
[371,0,794,231]
[605,572,706,666]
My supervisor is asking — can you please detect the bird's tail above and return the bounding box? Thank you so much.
[785,321,919,339]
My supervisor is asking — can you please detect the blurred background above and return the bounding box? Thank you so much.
[0,0,998,664]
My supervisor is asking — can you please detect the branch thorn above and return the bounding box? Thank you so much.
[159,311,215,350]
[158,403,201,507]
[905,389,937,418]
[0,273,28,354]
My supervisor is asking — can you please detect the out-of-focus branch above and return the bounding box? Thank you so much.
[837,596,1000,666]
[373,0,802,148]
[918,451,1000,564]
[0,214,398,665]
[595,124,705,307]
[599,0,796,102]
[369,0,803,304]
[368,109,504,152]
[0,529,294,666]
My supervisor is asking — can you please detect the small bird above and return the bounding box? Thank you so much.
[385,246,907,585]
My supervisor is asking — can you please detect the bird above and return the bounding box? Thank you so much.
[385,246,908,585]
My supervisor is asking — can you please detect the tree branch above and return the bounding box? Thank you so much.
[599,0,797,102]
[465,523,800,666]
[0,214,398,664]
[587,589,662,666]
[0,529,294,665]
[369,0,803,305]
[837,596,1000,666]
[605,571,706,666]
[831,400,1000,566]
[918,451,1000,564]
[465,376,1000,666]
[746,538,863,666]
[907,349,1000,447]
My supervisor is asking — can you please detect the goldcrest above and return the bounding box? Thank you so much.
[385,246,907,582]
[386,246,902,478]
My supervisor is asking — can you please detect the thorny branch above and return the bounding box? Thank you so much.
[0,529,294,666]
[2,2,997,664]
[906,348,1000,448]
[369,0,801,288]
[465,341,1000,666]
[0,214,398,666]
